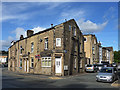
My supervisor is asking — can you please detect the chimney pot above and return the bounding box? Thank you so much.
[20,35,24,40]
[51,24,53,27]
[27,30,34,37]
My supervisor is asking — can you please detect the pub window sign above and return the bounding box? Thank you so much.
[35,55,40,59]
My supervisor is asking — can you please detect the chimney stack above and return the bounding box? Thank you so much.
[51,24,53,27]
[27,30,34,37]
[20,35,24,40]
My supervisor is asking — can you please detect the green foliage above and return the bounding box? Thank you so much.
[114,50,120,63]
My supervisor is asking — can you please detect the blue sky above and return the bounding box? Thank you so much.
[1,2,118,51]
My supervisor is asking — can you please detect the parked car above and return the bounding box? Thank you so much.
[85,64,97,72]
[117,64,120,70]
[94,64,104,71]
[112,63,117,67]
[96,67,118,83]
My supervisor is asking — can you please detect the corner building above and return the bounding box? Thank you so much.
[8,19,86,76]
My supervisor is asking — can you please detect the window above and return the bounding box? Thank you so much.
[45,38,48,49]
[41,57,51,67]
[56,38,61,47]
[69,25,71,31]
[31,57,34,68]
[73,26,76,36]
[80,60,82,68]
[20,59,22,68]
[74,57,76,68]
[84,37,87,42]
[31,42,34,53]
[20,46,22,54]
[92,47,95,54]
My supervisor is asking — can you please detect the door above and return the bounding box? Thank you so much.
[55,57,62,74]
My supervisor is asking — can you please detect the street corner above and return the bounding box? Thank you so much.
[111,80,120,87]
[48,77,65,80]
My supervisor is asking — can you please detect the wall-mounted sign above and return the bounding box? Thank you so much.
[35,55,40,59]
[64,65,68,70]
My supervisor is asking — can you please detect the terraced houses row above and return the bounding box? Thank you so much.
[8,19,114,76]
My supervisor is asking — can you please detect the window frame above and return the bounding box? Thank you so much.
[56,38,61,47]
[41,57,51,67]
[31,42,34,53]
[20,46,23,54]
[73,26,76,36]
[31,57,34,68]
[20,59,22,68]
[45,38,48,50]
[69,25,71,31]
[74,57,76,69]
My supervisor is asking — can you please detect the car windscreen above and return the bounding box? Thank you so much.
[86,65,92,67]
[99,68,112,73]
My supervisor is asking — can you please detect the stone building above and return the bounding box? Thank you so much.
[83,34,99,64]
[8,19,86,76]
[98,41,102,64]
[102,47,113,64]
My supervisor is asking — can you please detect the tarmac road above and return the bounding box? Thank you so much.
[2,67,120,88]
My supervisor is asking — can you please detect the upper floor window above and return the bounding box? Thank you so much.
[31,57,34,68]
[45,38,48,49]
[84,37,87,42]
[20,46,23,54]
[31,42,34,53]
[73,26,76,36]
[56,38,61,47]
[69,25,71,31]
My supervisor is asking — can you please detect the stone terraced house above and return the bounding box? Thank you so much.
[8,19,86,76]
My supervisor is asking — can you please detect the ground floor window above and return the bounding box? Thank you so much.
[74,57,76,69]
[31,57,34,68]
[20,59,22,68]
[41,57,51,67]
[80,60,82,68]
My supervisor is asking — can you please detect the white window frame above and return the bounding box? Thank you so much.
[73,26,76,36]
[31,57,34,68]
[45,38,48,49]
[31,42,34,53]
[41,57,51,67]
[69,25,71,31]
[56,38,61,47]
[80,60,82,68]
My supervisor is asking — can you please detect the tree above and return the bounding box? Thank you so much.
[114,50,120,63]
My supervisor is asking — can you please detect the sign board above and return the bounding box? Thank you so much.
[64,65,68,70]
[35,55,40,59]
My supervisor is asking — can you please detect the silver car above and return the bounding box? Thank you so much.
[96,67,118,82]
[85,64,97,72]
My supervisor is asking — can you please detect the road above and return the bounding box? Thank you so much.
[2,67,120,88]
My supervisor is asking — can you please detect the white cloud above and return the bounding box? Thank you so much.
[0,36,14,50]
[12,27,27,40]
[61,9,85,20]
[1,26,45,50]
[77,18,108,33]
[31,26,46,34]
